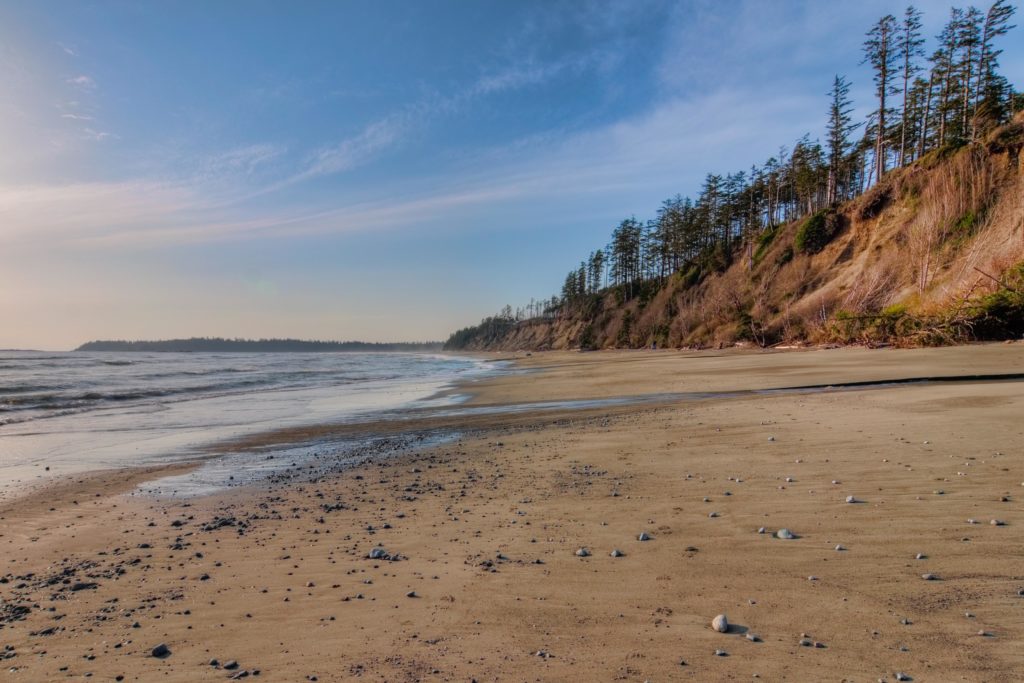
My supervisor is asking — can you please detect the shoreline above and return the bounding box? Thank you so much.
[1,345,1022,680]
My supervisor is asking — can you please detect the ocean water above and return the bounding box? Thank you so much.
[0,351,491,497]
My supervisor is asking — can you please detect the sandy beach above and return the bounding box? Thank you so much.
[2,345,1023,682]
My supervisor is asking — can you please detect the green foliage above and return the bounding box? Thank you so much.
[444,310,516,350]
[617,310,633,347]
[795,209,845,254]
[827,306,915,343]
[652,319,671,347]
[777,246,794,265]
[753,226,778,264]
[578,323,597,351]
[967,263,1024,339]
[678,264,702,289]
[636,279,662,308]
[734,309,754,341]
[954,211,977,233]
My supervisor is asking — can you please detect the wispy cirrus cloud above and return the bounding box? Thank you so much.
[66,74,95,89]
[61,112,93,121]
[299,119,401,181]
[82,127,116,141]
[200,143,286,179]
[252,118,404,195]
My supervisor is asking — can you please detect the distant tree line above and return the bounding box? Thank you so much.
[457,1,1019,339]
[76,338,443,352]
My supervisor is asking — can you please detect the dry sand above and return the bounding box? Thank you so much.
[1,345,1023,681]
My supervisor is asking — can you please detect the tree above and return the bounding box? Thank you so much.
[974,0,1017,132]
[863,13,899,180]
[826,75,856,204]
[896,6,925,166]
[956,7,983,139]
[587,250,605,294]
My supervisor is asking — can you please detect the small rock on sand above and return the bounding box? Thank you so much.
[610,549,624,557]
[575,548,591,557]
[711,614,729,632]
[921,573,938,581]
[776,528,796,539]
[638,531,652,541]
[150,644,170,658]
[845,495,857,503]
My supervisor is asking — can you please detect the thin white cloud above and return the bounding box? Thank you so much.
[302,119,402,178]
[61,113,94,121]
[57,42,78,57]
[66,74,96,89]
[471,62,565,96]
[82,127,115,141]
[253,118,403,194]
[201,143,285,178]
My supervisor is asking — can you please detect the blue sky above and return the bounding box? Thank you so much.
[1,0,1021,348]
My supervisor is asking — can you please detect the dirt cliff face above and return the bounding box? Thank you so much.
[457,115,1024,351]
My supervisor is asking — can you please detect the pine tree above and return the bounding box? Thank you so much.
[957,7,984,139]
[975,0,1017,132]
[896,6,925,166]
[934,8,963,146]
[863,14,899,181]
[826,75,856,204]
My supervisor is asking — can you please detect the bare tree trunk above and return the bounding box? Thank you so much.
[919,72,934,158]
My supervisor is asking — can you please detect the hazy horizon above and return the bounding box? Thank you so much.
[2,0,1022,350]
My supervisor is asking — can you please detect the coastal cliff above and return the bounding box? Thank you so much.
[448,114,1024,350]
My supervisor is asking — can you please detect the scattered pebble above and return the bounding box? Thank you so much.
[575,548,591,557]
[711,614,729,633]
[776,528,796,540]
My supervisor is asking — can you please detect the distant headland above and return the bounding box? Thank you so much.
[75,337,444,353]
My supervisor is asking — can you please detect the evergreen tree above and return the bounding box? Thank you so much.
[863,14,899,180]
[934,9,963,146]
[974,0,1017,132]
[957,7,984,139]
[896,6,925,166]
[826,75,856,204]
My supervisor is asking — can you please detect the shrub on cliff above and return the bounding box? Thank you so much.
[795,209,843,254]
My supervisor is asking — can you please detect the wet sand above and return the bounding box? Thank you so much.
[1,345,1023,681]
